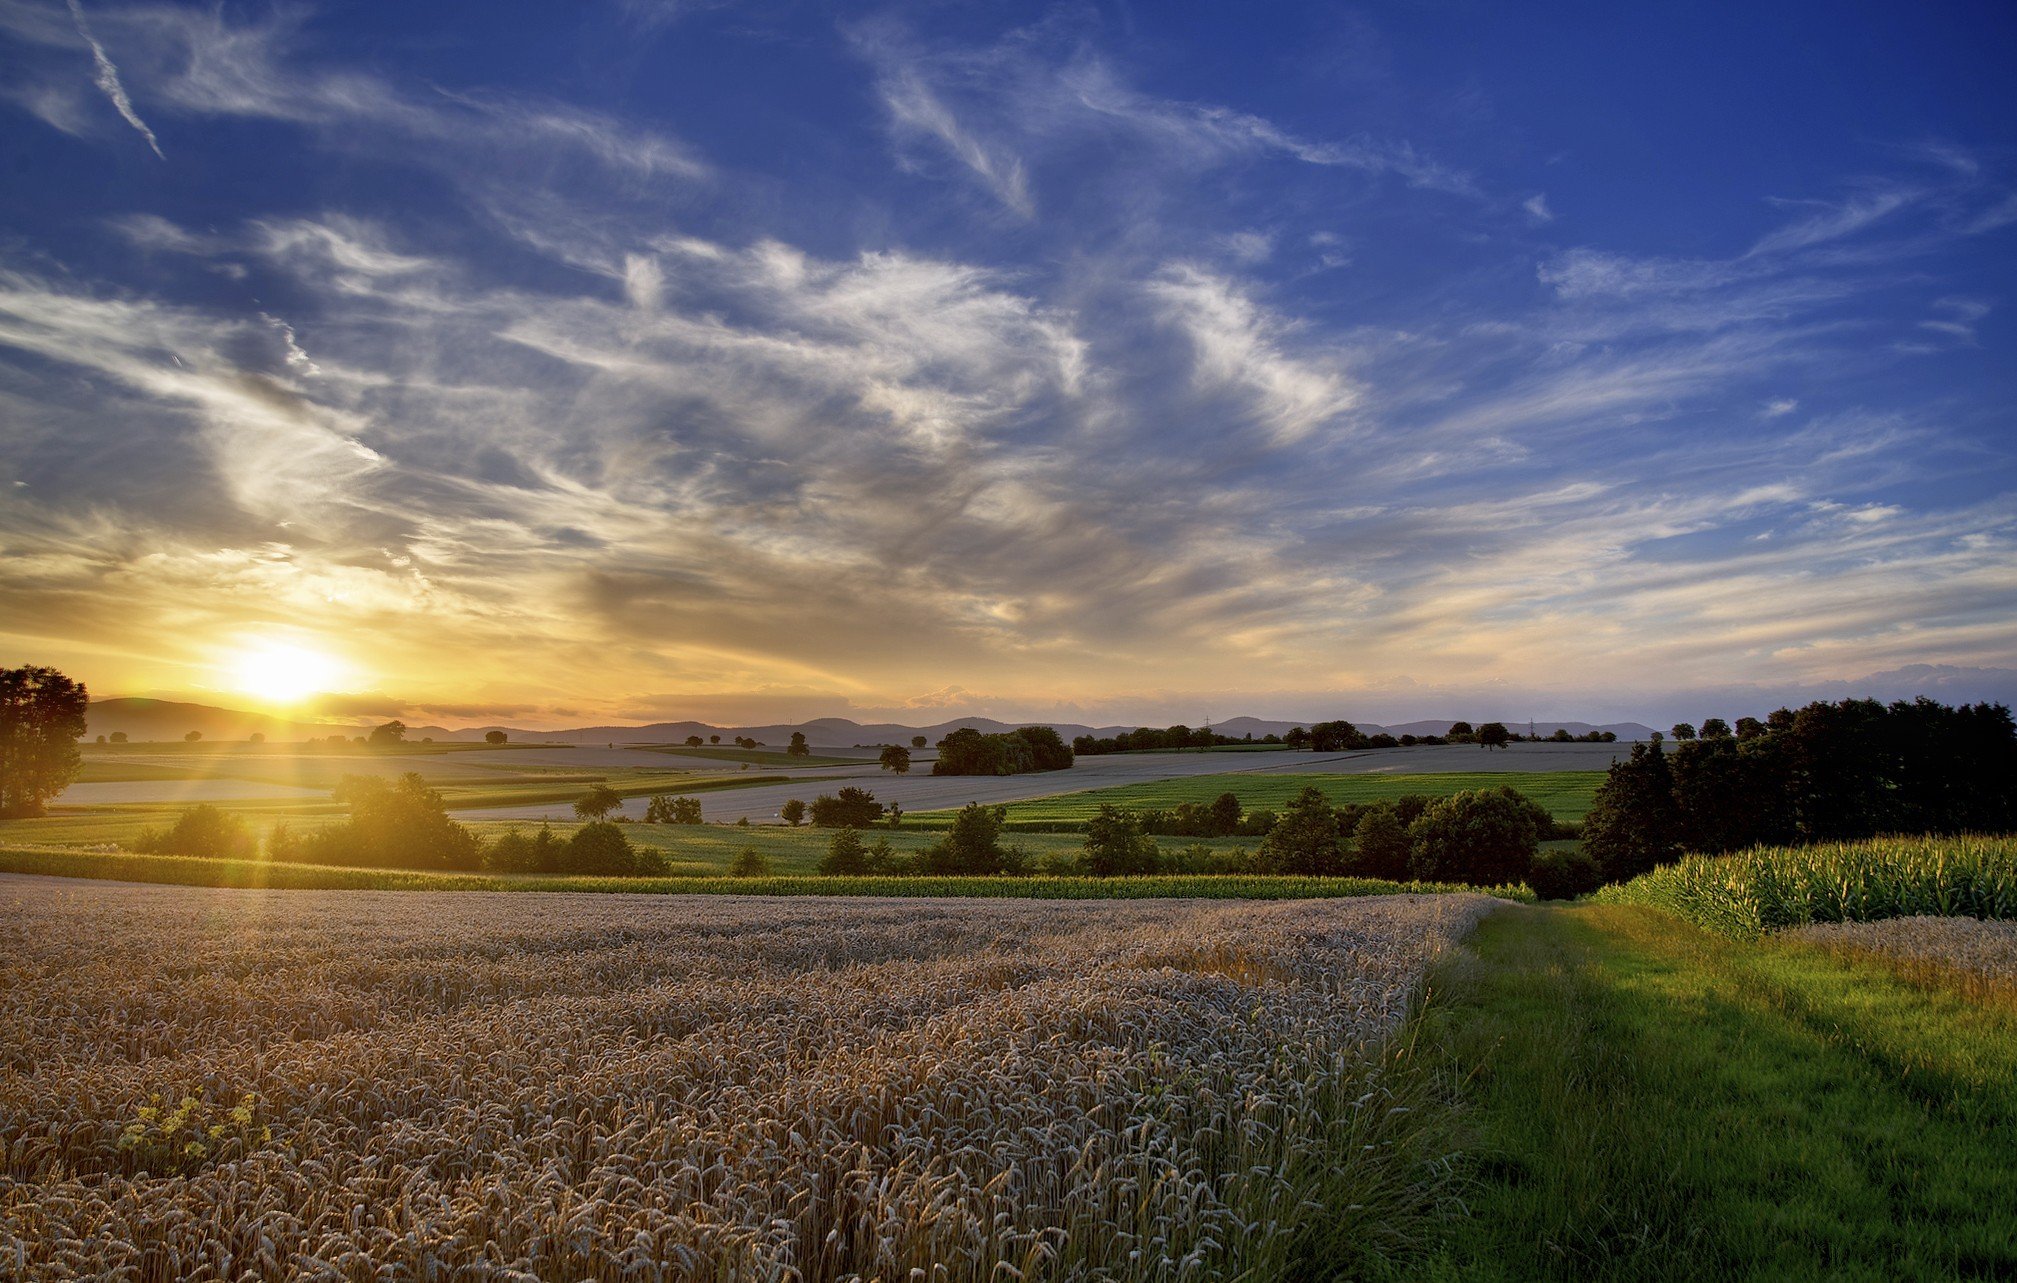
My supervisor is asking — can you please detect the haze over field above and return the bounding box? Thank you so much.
[1,1,2012,729]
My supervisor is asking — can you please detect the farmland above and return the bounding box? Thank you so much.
[0,876,1494,1280]
[907,770,1607,831]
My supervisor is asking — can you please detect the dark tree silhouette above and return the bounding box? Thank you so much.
[0,666,89,817]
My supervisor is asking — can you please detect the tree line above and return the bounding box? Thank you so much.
[1584,698,2017,884]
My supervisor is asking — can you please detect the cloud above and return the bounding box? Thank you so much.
[65,0,163,157]
[875,66,1035,218]
[1523,193,1553,223]
[1746,188,1916,257]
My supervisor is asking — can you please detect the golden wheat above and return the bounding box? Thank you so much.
[0,876,1493,1281]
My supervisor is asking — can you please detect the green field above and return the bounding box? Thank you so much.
[1403,902,2017,1280]
[907,770,1607,831]
[629,744,862,768]
[0,845,1531,900]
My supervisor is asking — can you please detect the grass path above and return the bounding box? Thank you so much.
[1403,904,2017,1281]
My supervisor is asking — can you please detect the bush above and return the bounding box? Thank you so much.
[283,774,482,871]
[810,786,884,828]
[643,795,703,824]
[1254,787,1345,875]
[729,847,771,877]
[483,824,565,874]
[780,799,806,827]
[921,803,1024,875]
[1527,848,1603,901]
[1081,805,1161,876]
[563,821,655,876]
[135,805,256,860]
[1346,802,1411,881]
[1406,788,1539,887]
[819,829,869,875]
[1160,844,1254,875]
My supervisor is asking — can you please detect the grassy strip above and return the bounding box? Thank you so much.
[628,744,861,768]
[1593,835,2017,935]
[905,770,1606,831]
[1403,903,2017,1281]
[0,845,1532,900]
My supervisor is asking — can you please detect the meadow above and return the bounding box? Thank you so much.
[905,770,1607,830]
[0,878,1496,1281]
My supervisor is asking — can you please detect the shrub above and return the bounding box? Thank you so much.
[484,825,565,874]
[819,829,869,876]
[921,803,1023,875]
[1160,844,1254,875]
[290,773,482,871]
[780,799,806,827]
[1082,805,1161,876]
[563,821,639,876]
[135,805,256,860]
[644,795,703,824]
[729,847,771,877]
[810,786,884,828]
[1347,802,1411,881]
[1527,849,1603,901]
[1255,787,1345,875]
[1406,789,1539,887]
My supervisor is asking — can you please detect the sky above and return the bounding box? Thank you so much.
[0,0,2014,731]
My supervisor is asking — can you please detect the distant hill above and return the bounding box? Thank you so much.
[85,699,1655,748]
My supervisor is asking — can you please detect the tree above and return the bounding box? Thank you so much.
[879,744,912,775]
[1255,787,1344,875]
[911,735,928,749]
[1477,722,1511,751]
[1670,722,1697,742]
[369,720,407,746]
[1310,720,1369,753]
[787,732,810,758]
[135,804,256,860]
[1347,802,1412,881]
[685,735,704,748]
[780,798,806,827]
[483,824,564,874]
[109,731,128,744]
[300,772,483,870]
[1582,742,1682,882]
[810,786,883,828]
[1734,717,1765,741]
[920,803,1019,874]
[0,665,89,817]
[573,784,623,820]
[729,847,771,877]
[820,828,871,875]
[562,821,639,875]
[1207,791,1242,837]
[1406,789,1538,886]
[710,734,721,744]
[1082,805,1160,876]
[1699,717,1731,740]
[644,795,702,824]
[185,730,203,743]
[249,732,266,745]
[1447,721,1474,742]
[1282,726,1310,750]
[485,730,508,745]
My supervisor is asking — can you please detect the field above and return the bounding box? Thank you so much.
[0,846,1533,900]
[0,877,1496,1281]
[630,744,863,768]
[907,770,1607,830]
[1593,835,2017,936]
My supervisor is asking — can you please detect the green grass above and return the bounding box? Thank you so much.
[0,845,1531,900]
[1402,902,2017,1281]
[907,770,1606,831]
[1594,835,2017,936]
[475,822,1242,875]
[628,744,861,768]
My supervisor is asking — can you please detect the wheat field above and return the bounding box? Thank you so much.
[0,876,1494,1281]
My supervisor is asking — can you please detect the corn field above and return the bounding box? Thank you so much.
[1593,836,2017,937]
[0,876,1496,1281]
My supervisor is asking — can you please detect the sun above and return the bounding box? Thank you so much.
[231,641,344,705]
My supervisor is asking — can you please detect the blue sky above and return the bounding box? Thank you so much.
[0,0,2013,729]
